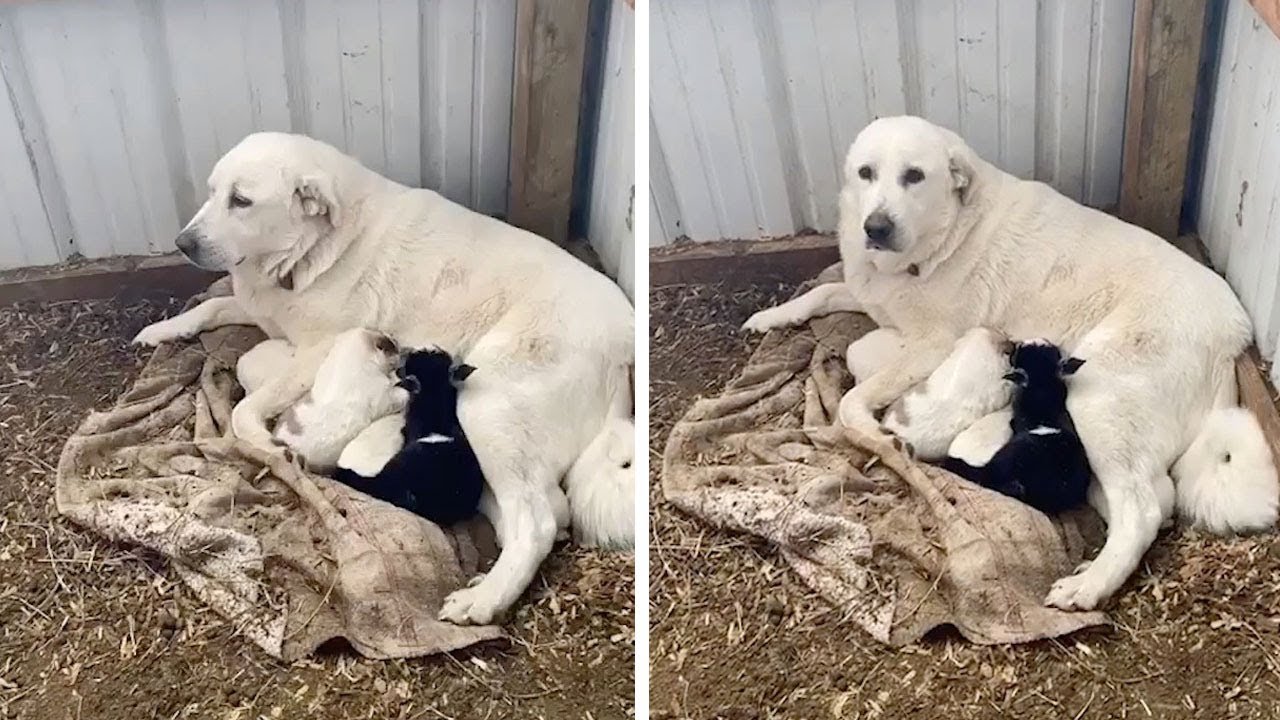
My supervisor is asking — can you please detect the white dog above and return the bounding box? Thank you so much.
[133,132,635,624]
[881,327,1013,460]
[744,115,1277,611]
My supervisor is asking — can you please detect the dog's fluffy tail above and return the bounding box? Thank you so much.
[565,363,634,550]
[1173,406,1279,534]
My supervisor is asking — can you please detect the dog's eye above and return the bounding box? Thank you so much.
[229,193,253,209]
[857,165,874,181]
[902,167,925,186]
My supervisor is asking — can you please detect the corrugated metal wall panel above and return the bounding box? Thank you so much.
[585,1,635,300]
[1199,1,1280,358]
[0,0,518,271]
[649,0,1136,244]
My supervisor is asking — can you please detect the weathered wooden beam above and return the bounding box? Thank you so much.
[0,254,216,306]
[507,0,592,245]
[1118,0,1210,239]
[650,235,839,288]
[1237,349,1280,475]
[1250,0,1280,40]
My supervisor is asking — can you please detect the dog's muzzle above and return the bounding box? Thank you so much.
[174,227,205,264]
[863,211,897,251]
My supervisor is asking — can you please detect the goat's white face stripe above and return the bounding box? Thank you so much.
[1029,426,1061,435]
[417,433,455,444]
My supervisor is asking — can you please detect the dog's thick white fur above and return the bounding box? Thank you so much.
[882,327,1012,460]
[743,115,1277,611]
[132,132,635,624]
[1172,407,1278,534]
[270,328,408,472]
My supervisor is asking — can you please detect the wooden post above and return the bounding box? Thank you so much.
[1118,0,1210,239]
[1250,0,1280,39]
[507,0,592,245]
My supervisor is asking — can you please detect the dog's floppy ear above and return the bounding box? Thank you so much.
[295,173,341,226]
[1060,357,1086,376]
[947,141,978,204]
[275,172,348,291]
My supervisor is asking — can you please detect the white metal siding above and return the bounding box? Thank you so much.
[0,0,517,270]
[585,0,634,300]
[649,0,1135,244]
[1199,1,1280,357]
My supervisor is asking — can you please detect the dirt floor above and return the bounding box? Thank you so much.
[650,279,1280,720]
[0,297,633,719]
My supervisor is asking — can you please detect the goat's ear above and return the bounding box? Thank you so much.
[396,374,421,394]
[1060,357,1085,376]
[451,364,476,383]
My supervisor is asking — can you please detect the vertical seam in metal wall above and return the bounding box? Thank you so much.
[279,0,308,134]
[897,0,921,116]
[137,0,196,232]
[469,0,481,210]
[0,7,73,262]
[1082,0,1099,202]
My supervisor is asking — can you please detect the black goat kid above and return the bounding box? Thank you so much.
[333,348,485,525]
[941,340,1092,514]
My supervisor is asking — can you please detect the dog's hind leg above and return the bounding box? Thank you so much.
[742,283,862,333]
[1045,389,1165,611]
[440,388,563,625]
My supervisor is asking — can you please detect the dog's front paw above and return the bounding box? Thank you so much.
[439,582,505,625]
[741,308,793,334]
[132,319,189,346]
[1044,566,1109,611]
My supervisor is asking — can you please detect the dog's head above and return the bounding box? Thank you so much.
[839,116,980,262]
[174,132,351,290]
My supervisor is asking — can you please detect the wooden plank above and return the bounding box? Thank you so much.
[507,0,591,245]
[0,254,217,306]
[650,235,839,288]
[1237,349,1280,477]
[1251,0,1280,40]
[1118,0,1210,239]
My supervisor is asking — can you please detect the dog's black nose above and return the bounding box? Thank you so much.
[175,228,200,255]
[863,213,895,244]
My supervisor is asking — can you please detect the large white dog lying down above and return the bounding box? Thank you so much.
[744,115,1279,612]
[132,132,635,625]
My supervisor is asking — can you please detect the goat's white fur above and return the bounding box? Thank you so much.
[947,408,1013,466]
[743,115,1275,611]
[269,329,408,472]
[881,327,1012,460]
[133,132,635,625]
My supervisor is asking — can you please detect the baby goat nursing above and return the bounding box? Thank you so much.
[334,348,485,526]
[941,340,1092,514]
